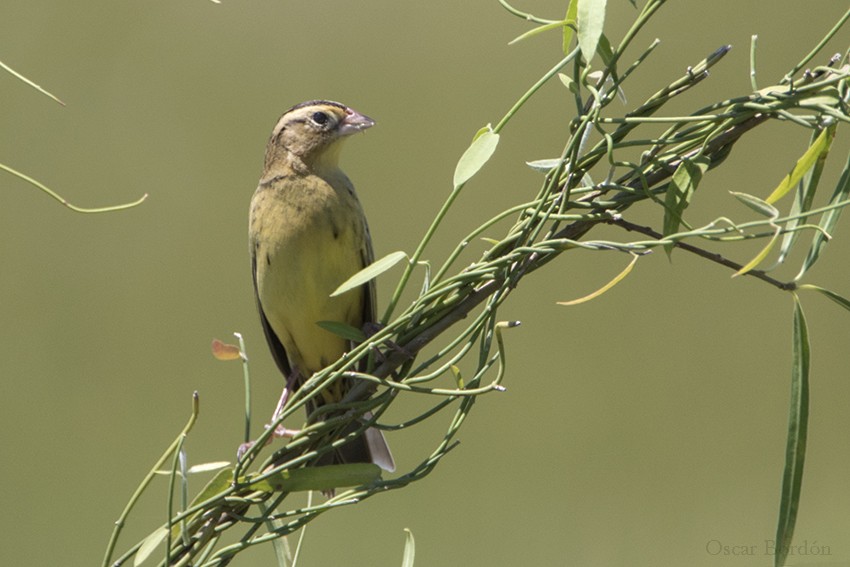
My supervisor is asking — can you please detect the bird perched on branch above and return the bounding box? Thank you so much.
[248,100,394,472]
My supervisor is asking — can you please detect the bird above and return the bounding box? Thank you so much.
[248,100,394,472]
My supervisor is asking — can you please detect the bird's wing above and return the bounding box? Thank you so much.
[360,221,377,326]
[251,252,292,378]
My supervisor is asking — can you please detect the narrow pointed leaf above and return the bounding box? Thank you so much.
[797,87,841,108]
[525,158,593,187]
[765,125,835,205]
[189,467,232,505]
[562,0,579,54]
[730,191,779,218]
[733,230,779,277]
[171,467,234,539]
[453,129,500,187]
[316,320,366,342]
[663,156,710,255]
[777,129,828,266]
[402,528,416,567]
[595,32,616,69]
[796,150,850,280]
[332,250,408,297]
[576,0,607,63]
[774,295,810,567]
[797,284,850,313]
[557,72,579,94]
[134,527,168,567]
[526,158,567,173]
[558,253,638,305]
[508,20,567,45]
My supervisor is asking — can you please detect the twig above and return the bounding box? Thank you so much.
[610,218,798,291]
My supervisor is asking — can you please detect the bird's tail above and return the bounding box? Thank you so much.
[362,424,395,472]
[323,413,395,472]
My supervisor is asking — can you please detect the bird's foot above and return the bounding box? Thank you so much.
[236,425,302,460]
[269,424,300,438]
[361,322,414,365]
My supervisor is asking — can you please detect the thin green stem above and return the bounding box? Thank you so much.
[1,162,147,213]
[102,393,200,567]
[494,53,576,133]
[235,332,251,445]
[781,7,850,85]
[0,58,65,105]
[383,53,575,323]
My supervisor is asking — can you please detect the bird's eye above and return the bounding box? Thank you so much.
[311,111,330,126]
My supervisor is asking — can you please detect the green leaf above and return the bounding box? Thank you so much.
[562,0,579,54]
[134,527,167,566]
[316,320,366,342]
[525,158,595,188]
[331,250,408,297]
[188,467,232,505]
[796,148,850,280]
[797,284,850,313]
[453,128,500,187]
[595,31,615,68]
[663,156,710,255]
[169,467,234,540]
[577,0,607,63]
[508,20,568,46]
[729,191,779,218]
[797,86,841,108]
[765,124,835,205]
[246,463,382,493]
[401,528,416,567]
[774,295,810,567]
[557,73,579,95]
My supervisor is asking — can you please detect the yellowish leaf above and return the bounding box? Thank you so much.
[558,253,638,305]
[765,125,835,205]
[733,231,779,277]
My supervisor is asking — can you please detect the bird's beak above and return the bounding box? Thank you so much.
[338,108,375,136]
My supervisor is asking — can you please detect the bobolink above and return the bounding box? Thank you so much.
[248,100,394,471]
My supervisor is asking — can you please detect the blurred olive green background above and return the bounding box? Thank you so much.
[2,1,849,565]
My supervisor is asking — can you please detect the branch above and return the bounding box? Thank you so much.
[610,217,798,291]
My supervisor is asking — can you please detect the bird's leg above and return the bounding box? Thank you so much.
[269,368,302,438]
[236,368,302,460]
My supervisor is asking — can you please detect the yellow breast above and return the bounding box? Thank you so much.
[250,171,367,375]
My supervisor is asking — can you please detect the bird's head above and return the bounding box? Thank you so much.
[264,100,374,174]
